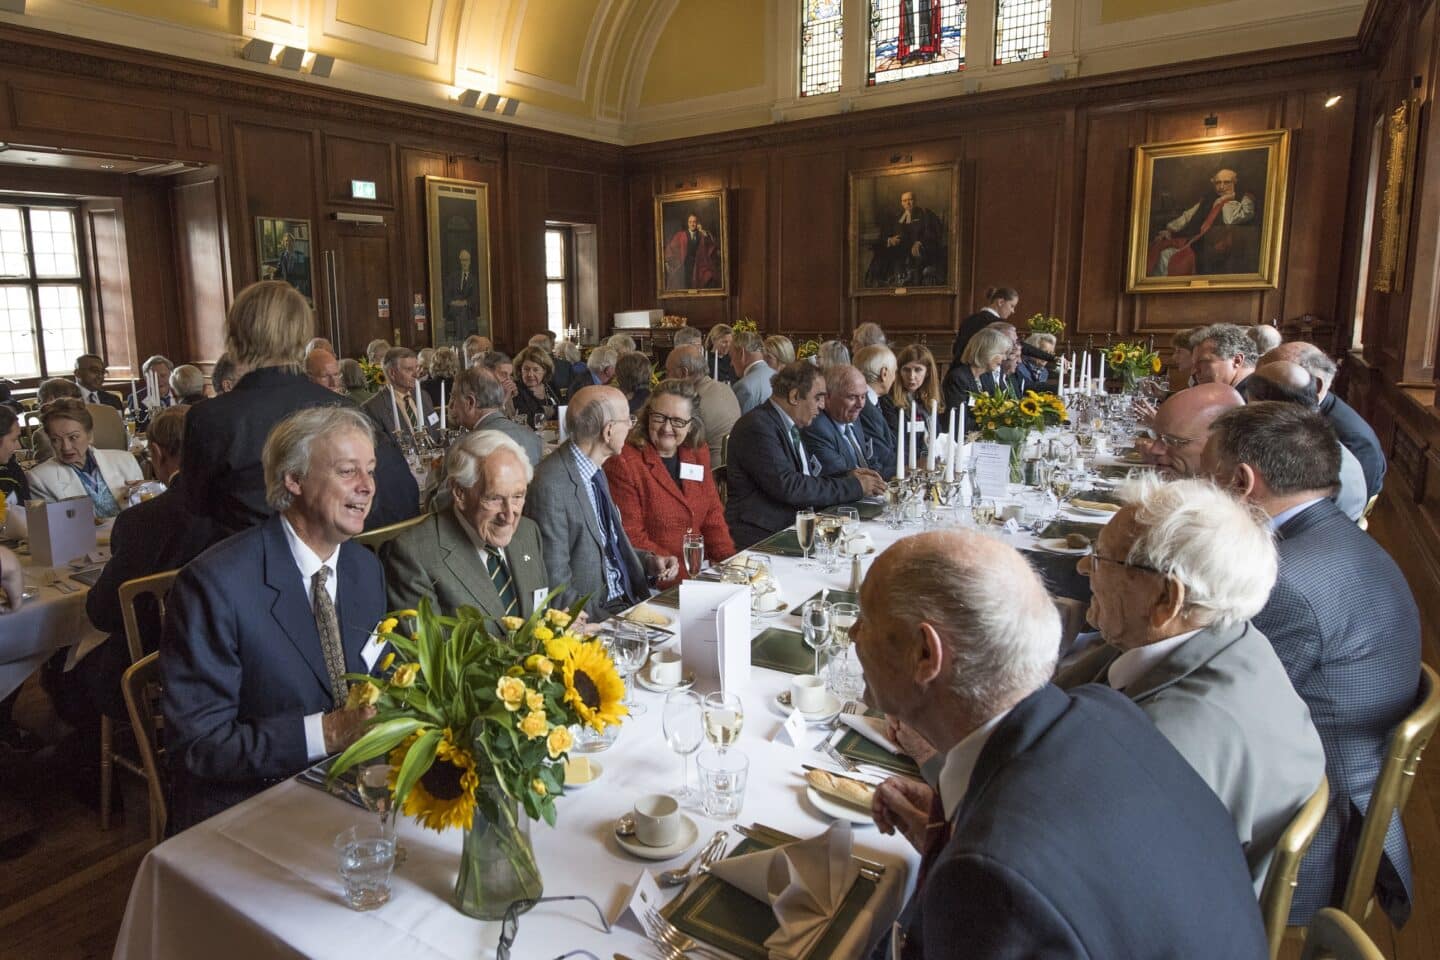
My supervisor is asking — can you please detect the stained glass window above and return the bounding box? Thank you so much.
[868,0,965,85]
[0,204,88,379]
[995,0,1051,65]
[800,0,845,97]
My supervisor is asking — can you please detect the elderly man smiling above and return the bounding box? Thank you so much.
[1062,475,1325,889]
[801,363,886,476]
[383,431,547,620]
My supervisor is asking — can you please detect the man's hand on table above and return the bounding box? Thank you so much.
[873,776,938,854]
[0,545,21,612]
[852,468,887,497]
[322,706,376,754]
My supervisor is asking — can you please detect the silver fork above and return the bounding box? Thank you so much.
[643,908,730,960]
[819,739,860,773]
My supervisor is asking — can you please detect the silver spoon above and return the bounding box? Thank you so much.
[658,831,726,886]
[615,812,636,838]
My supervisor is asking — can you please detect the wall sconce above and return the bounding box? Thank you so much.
[1323,94,1342,108]
[307,54,335,78]
[456,89,521,116]
[456,89,483,108]
[0,0,27,13]
[275,46,305,70]
[240,39,273,64]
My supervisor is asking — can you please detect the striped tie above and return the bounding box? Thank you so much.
[485,546,520,617]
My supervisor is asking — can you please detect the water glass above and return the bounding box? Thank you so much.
[334,823,396,911]
[799,599,832,674]
[662,690,706,803]
[822,642,866,702]
[682,532,705,579]
[697,748,749,820]
[608,622,650,716]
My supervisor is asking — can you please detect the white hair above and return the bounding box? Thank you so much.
[587,345,618,374]
[1118,474,1277,629]
[168,364,206,398]
[142,354,173,375]
[606,333,636,354]
[446,430,533,492]
[263,406,375,511]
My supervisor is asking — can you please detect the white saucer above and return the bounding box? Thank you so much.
[614,813,700,860]
[634,670,696,694]
[1034,537,1091,556]
[773,691,842,725]
[805,786,874,826]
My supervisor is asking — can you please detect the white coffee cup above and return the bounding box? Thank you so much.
[791,674,828,713]
[633,793,680,847]
[1000,504,1024,523]
[648,650,683,686]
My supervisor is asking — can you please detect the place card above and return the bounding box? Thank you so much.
[773,708,809,748]
[614,868,664,931]
[679,580,752,693]
[971,442,1012,499]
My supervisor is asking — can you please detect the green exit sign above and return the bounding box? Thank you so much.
[350,180,377,200]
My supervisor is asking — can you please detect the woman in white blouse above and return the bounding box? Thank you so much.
[28,399,142,518]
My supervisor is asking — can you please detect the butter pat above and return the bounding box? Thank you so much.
[563,757,594,785]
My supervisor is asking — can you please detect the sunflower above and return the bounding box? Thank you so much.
[393,729,480,832]
[1109,348,1126,365]
[1151,356,1163,373]
[1019,397,1041,418]
[562,641,627,732]
[544,633,583,662]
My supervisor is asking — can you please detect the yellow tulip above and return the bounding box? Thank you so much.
[496,676,527,712]
[346,681,380,709]
[391,663,420,688]
[379,651,395,672]
[519,710,548,739]
[546,725,574,759]
[397,609,418,618]
[378,617,399,635]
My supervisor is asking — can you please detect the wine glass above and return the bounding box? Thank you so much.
[662,690,705,803]
[973,498,997,527]
[795,509,818,568]
[799,598,832,675]
[701,691,745,754]
[829,602,858,649]
[814,515,843,572]
[357,761,407,866]
[830,506,860,556]
[682,531,705,579]
[608,622,651,716]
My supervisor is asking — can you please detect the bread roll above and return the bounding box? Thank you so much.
[806,769,875,810]
[624,603,670,626]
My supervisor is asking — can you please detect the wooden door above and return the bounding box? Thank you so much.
[325,228,393,358]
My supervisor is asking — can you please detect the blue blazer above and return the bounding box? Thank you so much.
[900,684,1268,959]
[723,403,863,549]
[857,397,897,480]
[161,513,386,831]
[1321,392,1386,498]
[1253,499,1421,926]
[732,360,773,414]
[800,410,875,476]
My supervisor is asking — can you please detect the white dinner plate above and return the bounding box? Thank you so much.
[1034,538,1091,557]
[614,813,700,860]
[805,786,874,826]
[772,691,842,726]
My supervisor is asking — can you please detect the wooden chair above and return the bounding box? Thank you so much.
[1336,662,1440,922]
[1260,775,1330,959]
[120,652,166,846]
[1298,908,1385,960]
[88,402,128,451]
[353,512,429,552]
[100,569,178,831]
[1356,494,1379,531]
[715,434,729,504]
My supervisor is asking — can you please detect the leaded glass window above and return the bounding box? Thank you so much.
[0,204,89,380]
[800,0,845,97]
[995,0,1051,65]
[868,0,965,86]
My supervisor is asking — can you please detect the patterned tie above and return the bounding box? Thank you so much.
[485,546,520,618]
[401,394,418,429]
[311,567,348,708]
[844,423,865,469]
[589,470,637,603]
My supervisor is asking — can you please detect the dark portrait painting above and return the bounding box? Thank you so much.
[1128,130,1290,292]
[426,176,492,341]
[849,162,958,295]
[655,189,728,298]
[255,217,313,302]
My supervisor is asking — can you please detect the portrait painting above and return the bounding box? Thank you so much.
[849,162,959,296]
[255,217,313,302]
[655,189,728,298]
[1127,129,1290,292]
[426,176,492,341]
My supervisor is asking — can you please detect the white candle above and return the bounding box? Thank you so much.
[440,380,447,431]
[415,379,424,434]
[1082,353,1091,395]
[908,400,918,470]
[712,350,719,379]
[1070,353,1077,393]
[895,409,905,481]
[944,408,957,482]
[1098,350,1106,392]
[926,399,937,471]
[129,378,139,412]
[389,384,401,435]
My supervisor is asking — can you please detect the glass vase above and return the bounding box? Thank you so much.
[453,781,544,919]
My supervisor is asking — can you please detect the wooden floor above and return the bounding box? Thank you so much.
[0,491,1438,959]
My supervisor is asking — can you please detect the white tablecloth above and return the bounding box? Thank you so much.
[0,534,109,701]
[112,500,1117,960]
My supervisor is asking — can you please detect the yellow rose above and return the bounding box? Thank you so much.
[546,725,574,759]
[525,654,556,678]
[533,625,555,642]
[531,778,547,797]
[391,662,420,688]
[505,665,525,677]
[378,617,399,635]
[519,710,548,739]
[379,651,395,672]
[500,616,525,631]
[346,681,380,709]
[496,676,527,711]
[526,690,545,711]
[545,609,573,628]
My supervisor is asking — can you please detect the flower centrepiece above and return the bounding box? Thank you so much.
[1106,341,1162,390]
[1027,313,1065,336]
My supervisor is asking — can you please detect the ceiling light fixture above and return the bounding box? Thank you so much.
[240,39,273,64]
[456,89,482,108]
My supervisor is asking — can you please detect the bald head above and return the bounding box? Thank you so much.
[1255,360,1311,391]
[1259,341,1337,400]
[304,348,343,394]
[566,384,629,450]
[666,343,707,380]
[1148,382,1245,478]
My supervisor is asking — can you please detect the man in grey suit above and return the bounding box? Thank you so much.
[729,331,772,414]
[449,367,543,467]
[383,432,547,620]
[1062,474,1325,888]
[1202,402,1421,926]
[523,386,678,620]
[666,343,739,468]
[363,347,440,443]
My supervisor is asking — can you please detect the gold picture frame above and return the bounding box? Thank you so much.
[655,188,729,299]
[1372,99,1418,293]
[1126,130,1290,293]
[425,175,493,341]
[849,161,959,296]
[255,216,313,303]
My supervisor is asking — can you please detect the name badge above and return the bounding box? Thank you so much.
[532,586,548,613]
[427,411,440,426]
[360,632,387,671]
[679,462,705,482]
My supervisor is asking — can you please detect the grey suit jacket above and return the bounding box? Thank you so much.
[694,375,740,468]
[522,440,650,619]
[364,386,441,442]
[472,410,544,467]
[1056,620,1326,888]
[731,360,773,415]
[381,509,548,620]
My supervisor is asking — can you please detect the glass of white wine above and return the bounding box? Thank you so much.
[702,690,745,754]
[814,515,843,572]
[795,509,818,568]
[829,602,858,649]
[973,498,997,527]
[682,531,705,579]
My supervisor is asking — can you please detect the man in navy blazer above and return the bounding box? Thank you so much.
[1203,402,1420,925]
[857,531,1268,959]
[163,407,387,832]
[801,364,888,477]
[725,362,887,549]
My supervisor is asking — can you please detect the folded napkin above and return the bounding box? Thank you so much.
[838,713,900,754]
[708,822,860,960]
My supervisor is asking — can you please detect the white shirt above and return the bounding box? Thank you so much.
[866,387,879,406]
[1106,629,1202,693]
[281,515,340,762]
[769,400,810,476]
[75,380,102,405]
[1269,497,1325,531]
[937,707,1015,821]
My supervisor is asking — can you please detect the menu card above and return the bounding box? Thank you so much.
[679,581,752,693]
[971,442,1012,499]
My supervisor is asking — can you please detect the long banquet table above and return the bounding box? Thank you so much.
[113,491,1115,960]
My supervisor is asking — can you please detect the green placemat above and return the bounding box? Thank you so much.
[751,627,815,675]
[664,837,879,960]
[836,499,886,521]
[791,588,858,615]
[834,729,922,779]
[1096,462,1154,480]
[752,529,805,558]
[649,585,680,608]
[1040,519,1104,541]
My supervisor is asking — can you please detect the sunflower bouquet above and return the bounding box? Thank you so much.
[359,358,386,390]
[1027,313,1065,336]
[1106,340,1163,391]
[971,385,1066,443]
[797,338,821,361]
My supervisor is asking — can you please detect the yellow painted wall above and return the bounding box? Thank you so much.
[513,0,600,85]
[1101,0,1232,23]
[639,0,767,106]
[333,0,432,45]
[85,0,240,33]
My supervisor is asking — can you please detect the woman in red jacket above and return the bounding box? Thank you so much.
[604,379,736,588]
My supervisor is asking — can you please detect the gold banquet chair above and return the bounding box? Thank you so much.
[121,652,167,847]
[1259,775,1330,959]
[1298,908,1385,960]
[353,512,430,553]
[1336,662,1440,923]
[101,569,179,831]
